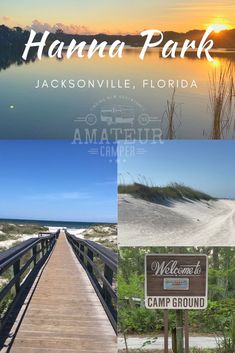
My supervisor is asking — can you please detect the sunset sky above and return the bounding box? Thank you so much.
[1,0,235,34]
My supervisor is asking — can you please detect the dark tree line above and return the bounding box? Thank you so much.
[0,24,235,71]
[0,25,37,71]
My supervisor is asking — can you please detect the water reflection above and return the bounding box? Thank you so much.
[0,49,37,72]
[0,47,235,139]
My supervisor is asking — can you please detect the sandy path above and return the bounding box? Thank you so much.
[118,195,235,246]
[118,335,220,350]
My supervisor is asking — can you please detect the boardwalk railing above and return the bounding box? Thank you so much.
[0,231,59,333]
[66,231,117,333]
[38,231,60,238]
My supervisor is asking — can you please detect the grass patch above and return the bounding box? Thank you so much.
[118,183,214,203]
[95,238,117,252]
[0,223,48,235]
[0,233,20,242]
[0,223,49,247]
[83,224,117,252]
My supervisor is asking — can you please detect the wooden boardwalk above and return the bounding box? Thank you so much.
[9,232,117,353]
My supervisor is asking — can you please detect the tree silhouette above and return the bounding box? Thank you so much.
[56,28,64,34]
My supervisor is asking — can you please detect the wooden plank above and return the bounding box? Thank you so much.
[10,232,117,353]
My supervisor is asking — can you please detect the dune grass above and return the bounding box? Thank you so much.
[162,88,178,139]
[209,63,235,139]
[0,222,48,236]
[118,183,214,203]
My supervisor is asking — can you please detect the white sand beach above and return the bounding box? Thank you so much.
[0,224,117,253]
[47,226,86,239]
[0,228,85,252]
[118,194,235,246]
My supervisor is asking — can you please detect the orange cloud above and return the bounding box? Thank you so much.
[2,16,12,22]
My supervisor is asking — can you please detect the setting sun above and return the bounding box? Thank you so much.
[210,23,230,33]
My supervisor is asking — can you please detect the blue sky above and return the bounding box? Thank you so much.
[118,141,235,199]
[0,141,117,222]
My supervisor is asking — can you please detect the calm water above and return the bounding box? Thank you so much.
[0,48,235,139]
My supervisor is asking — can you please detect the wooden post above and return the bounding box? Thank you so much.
[172,328,177,353]
[80,244,84,263]
[87,249,94,274]
[45,239,48,253]
[13,259,21,294]
[41,240,45,257]
[176,310,184,353]
[48,239,50,251]
[103,264,113,307]
[33,245,37,266]
[184,311,189,353]
[173,247,184,353]
[164,310,169,353]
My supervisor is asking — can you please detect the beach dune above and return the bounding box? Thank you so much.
[118,194,235,246]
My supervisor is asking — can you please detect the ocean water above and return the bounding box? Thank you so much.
[0,218,112,229]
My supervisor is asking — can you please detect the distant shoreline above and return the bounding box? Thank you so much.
[0,218,116,228]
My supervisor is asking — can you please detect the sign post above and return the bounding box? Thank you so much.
[176,310,184,353]
[184,311,189,353]
[145,254,208,352]
[163,310,169,353]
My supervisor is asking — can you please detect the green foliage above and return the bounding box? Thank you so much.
[216,313,235,353]
[119,306,161,334]
[0,246,43,322]
[0,292,14,320]
[119,274,144,299]
[118,183,214,203]
[118,247,235,336]
[83,224,117,252]
[0,222,48,236]
[189,298,235,333]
